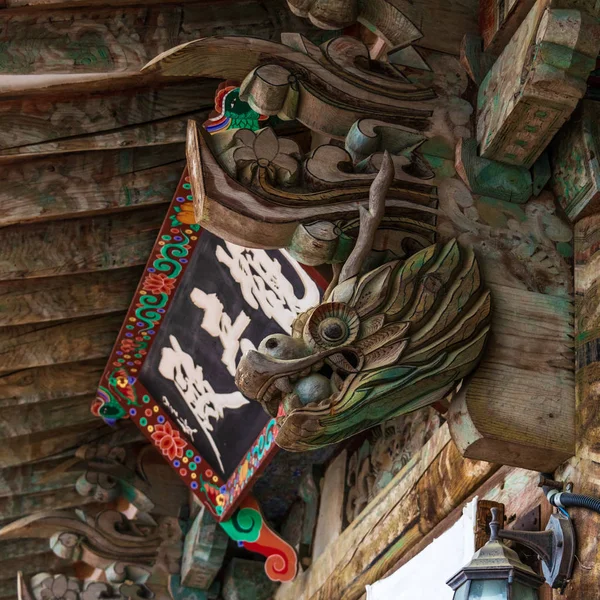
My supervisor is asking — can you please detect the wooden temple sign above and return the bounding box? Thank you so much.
[94,168,325,523]
[476,0,600,168]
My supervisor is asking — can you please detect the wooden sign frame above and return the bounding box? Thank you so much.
[94,168,327,521]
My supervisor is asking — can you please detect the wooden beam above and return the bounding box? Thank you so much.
[0,1,316,75]
[556,213,600,598]
[0,359,104,407]
[0,314,124,372]
[0,144,184,226]
[0,206,164,280]
[448,283,575,471]
[275,425,498,600]
[0,267,143,327]
[0,82,215,151]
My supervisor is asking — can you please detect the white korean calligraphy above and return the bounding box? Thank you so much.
[216,242,320,333]
[189,288,255,376]
[158,335,248,472]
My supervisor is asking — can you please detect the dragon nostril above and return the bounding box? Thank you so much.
[266,338,278,350]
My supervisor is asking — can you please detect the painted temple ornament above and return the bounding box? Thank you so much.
[235,156,492,451]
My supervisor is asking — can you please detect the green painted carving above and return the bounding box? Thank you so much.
[235,156,491,451]
[222,559,278,600]
[455,137,532,204]
[181,506,228,590]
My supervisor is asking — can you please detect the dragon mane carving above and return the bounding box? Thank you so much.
[235,155,491,451]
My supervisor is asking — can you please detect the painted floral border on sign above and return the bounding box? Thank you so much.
[94,168,327,521]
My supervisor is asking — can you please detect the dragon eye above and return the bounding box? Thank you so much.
[319,318,348,343]
[305,302,360,350]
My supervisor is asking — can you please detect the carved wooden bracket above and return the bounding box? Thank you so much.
[477,0,600,168]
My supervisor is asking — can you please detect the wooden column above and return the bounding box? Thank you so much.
[558,213,600,598]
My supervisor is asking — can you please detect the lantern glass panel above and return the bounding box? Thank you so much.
[512,582,539,600]
[468,580,508,600]
[453,583,470,600]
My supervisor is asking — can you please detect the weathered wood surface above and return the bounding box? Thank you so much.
[0,359,104,407]
[0,82,214,151]
[0,422,103,469]
[0,456,79,498]
[378,466,548,589]
[0,145,183,226]
[0,207,164,280]
[0,421,140,469]
[0,1,316,75]
[479,0,536,54]
[181,506,228,589]
[312,450,346,561]
[551,100,600,222]
[455,137,532,203]
[275,425,498,600]
[223,558,277,600]
[556,213,600,599]
[459,34,496,86]
[477,0,600,167]
[0,487,95,522]
[0,267,143,326]
[448,283,574,471]
[0,314,124,372]
[387,0,479,55]
[0,395,99,439]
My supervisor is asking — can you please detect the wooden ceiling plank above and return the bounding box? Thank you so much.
[0,206,165,280]
[0,456,79,498]
[0,394,99,438]
[0,1,313,75]
[0,144,184,226]
[0,359,104,407]
[0,422,105,469]
[0,112,208,161]
[0,553,70,581]
[0,539,48,562]
[0,421,140,469]
[0,488,95,523]
[0,82,215,150]
[0,314,124,372]
[0,267,143,327]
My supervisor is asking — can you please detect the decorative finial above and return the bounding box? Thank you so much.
[489,507,500,542]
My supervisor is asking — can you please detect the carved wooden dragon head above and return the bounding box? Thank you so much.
[236,155,491,451]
